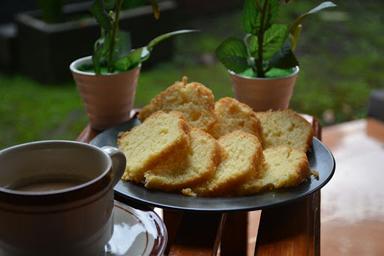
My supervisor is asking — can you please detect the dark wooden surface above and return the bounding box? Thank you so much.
[77,115,322,256]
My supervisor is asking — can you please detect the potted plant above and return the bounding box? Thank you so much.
[70,0,195,130]
[16,0,178,83]
[215,0,336,111]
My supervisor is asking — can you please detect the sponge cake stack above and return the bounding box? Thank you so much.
[237,146,310,195]
[117,77,313,197]
[144,128,221,191]
[182,130,264,196]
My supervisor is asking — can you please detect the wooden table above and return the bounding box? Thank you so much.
[77,114,322,256]
[321,118,384,255]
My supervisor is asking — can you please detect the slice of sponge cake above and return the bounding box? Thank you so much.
[256,109,313,152]
[144,128,221,191]
[183,130,264,197]
[237,146,309,195]
[210,97,262,140]
[117,111,190,183]
[138,76,217,132]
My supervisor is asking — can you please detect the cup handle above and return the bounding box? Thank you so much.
[101,146,126,187]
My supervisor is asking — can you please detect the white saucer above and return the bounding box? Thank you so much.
[104,201,167,256]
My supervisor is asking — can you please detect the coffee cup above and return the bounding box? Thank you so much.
[0,140,126,256]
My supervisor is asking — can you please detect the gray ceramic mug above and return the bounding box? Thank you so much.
[0,141,126,256]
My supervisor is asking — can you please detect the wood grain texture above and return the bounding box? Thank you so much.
[254,194,320,256]
[163,210,183,255]
[166,211,224,256]
[220,212,248,256]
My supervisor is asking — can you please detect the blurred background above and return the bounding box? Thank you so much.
[0,0,383,148]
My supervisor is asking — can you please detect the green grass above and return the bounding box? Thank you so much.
[0,76,87,146]
[1,0,384,148]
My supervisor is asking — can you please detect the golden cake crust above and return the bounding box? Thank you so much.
[139,76,217,132]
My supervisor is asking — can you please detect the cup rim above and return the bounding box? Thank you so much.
[0,140,112,197]
[70,56,141,76]
[228,66,300,81]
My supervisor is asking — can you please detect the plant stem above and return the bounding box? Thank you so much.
[254,0,262,12]
[107,0,123,73]
[256,0,268,77]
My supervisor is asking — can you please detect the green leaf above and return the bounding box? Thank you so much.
[242,0,280,35]
[289,1,336,49]
[113,29,195,72]
[114,31,132,59]
[92,38,106,74]
[114,48,142,71]
[263,0,280,31]
[290,1,337,30]
[265,67,294,78]
[147,29,198,51]
[114,47,150,71]
[306,1,337,15]
[242,0,261,34]
[263,24,289,59]
[114,29,196,72]
[215,37,249,73]
[90,0,112,31]
[239,67,257,78]
[92,34,114,74]
[268,43,299,69]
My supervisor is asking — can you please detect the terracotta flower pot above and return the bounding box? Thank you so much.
[70,56,140,130]
[229,67,299,112]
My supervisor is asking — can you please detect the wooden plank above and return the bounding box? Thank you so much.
[255,193,320,256]
[248,211,262,255]
[163,210,184,255]
[167,211,224,256]
[254,116,321,256]
[220,212,248,256]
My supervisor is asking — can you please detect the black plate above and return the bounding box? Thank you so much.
[91,117,335,212]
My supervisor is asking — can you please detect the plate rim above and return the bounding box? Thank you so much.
[92,119,336,212]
